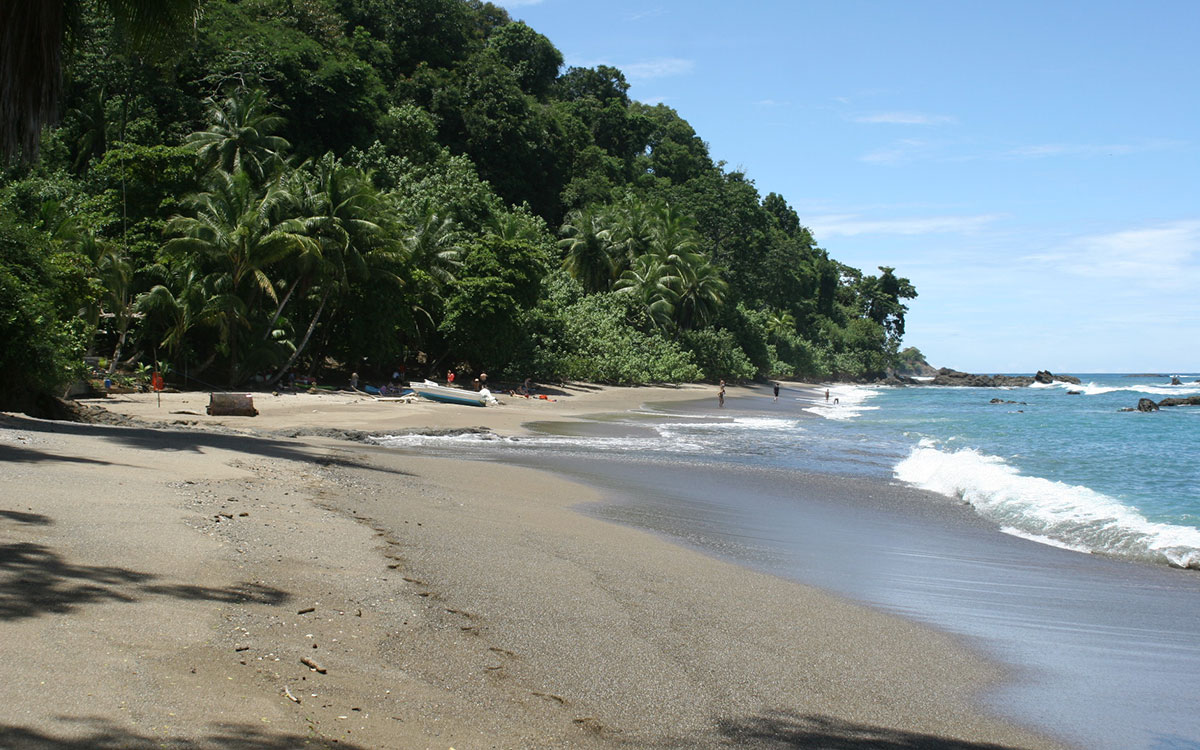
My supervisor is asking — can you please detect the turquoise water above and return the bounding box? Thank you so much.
[843,374,1200,568]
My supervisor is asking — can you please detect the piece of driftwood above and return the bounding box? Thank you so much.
[300,656,326,673]
[206,392,258,416]
[283,685,301,703]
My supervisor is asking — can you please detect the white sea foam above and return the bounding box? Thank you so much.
[373,431,705,453]
[895,444,1200,569]
[803,385,882,421]
[1031,380,1200,397]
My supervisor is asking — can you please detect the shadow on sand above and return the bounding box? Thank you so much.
[0,719,368,749]
[658,711,1051,750]
[0,541,288,621]
[0,414,411,476]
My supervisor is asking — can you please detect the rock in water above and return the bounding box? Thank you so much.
[1137,398,1160,412]
[1158,396,1200,408]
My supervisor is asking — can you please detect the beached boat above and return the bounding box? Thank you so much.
[408,379,493,406]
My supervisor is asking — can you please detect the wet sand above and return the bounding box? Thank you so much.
[0,385,1067,749]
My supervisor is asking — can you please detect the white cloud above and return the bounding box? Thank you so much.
[1024,220,1200,286]
[1007,139,1184,159]
[859,139,931,165]
[621,57,695,80]
[854,111,956,125]
[806,213,1001,237]
[626,7,666,21]
[567,56,694,82]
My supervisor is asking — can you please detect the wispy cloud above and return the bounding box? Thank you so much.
[859,139,931,165]
[854,111,956,126]
[807,213,1001,237]
[626,7,666,21]
[621,57,695,80]
[1025,220,1200,286]
[1007,139,1184,159]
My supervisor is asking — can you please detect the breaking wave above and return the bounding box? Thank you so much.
[895,441,1200,569]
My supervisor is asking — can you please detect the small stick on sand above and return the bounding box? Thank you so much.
[297,606,315,614]
[283,685,301,703]
[300,656,327,673]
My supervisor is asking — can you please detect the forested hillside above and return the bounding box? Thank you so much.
[0,0,915,404]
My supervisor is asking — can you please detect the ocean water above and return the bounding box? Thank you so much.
[375,375,1200,749]
[826,374,1200,569]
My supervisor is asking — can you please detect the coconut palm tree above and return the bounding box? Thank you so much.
[186,89,290,184]
[266,153,400,385]
[164,170,310,385]
[558,206,616,293]
[135,265,206,379]
[614,253,676,329]
[665,250,727,330]
[403,201,463,287]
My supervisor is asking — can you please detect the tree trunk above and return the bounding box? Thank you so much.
[267,289,328,388]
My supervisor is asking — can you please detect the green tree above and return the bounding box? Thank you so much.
[0,0,201,162]
[186,89,290,185]
[163,170,310,385]
[558,206,616,293]
[487,21,562,99]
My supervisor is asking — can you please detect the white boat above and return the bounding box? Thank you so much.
[408,379,494,407]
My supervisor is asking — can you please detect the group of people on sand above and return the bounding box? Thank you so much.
[717,382,838,407]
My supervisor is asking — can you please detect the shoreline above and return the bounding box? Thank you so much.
[0,385,1068,749]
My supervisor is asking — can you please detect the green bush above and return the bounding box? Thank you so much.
[0,223,87,411]
[527,291,701,384]
[679,327,755,381]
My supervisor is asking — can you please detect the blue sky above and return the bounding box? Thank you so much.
[496,0,1199,373]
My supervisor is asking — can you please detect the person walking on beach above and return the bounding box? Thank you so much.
[773,382,780,402]
[825,388,830,402]
[718,380,726,408]
[447,370,455,384]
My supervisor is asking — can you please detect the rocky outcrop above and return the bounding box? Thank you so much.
[1034,370,1082,385]
[1137,398,1159,412]
[989,398,1027,405]
[1158,396,1200,408]
[930,368,1081,388]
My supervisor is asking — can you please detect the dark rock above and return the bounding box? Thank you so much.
[1066,390,1082,395]
[989,398,1027,405]
[1158,396,1200,408]
[1137,398,1160,412]
[1034,370,1082,385]
[1171,376,1182,385]
[930,368,1080,388]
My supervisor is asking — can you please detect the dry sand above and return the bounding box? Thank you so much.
[0,385,1068,749]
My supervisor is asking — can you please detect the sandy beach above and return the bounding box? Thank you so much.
[0,384,1067,749]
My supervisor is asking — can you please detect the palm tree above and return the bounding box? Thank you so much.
[614,254,675,329]
[164,170,310,385]
[135,265,206,379]
[1,0,201,162]
[266,153,399,385]
[665,251,727,329]
[403,201,463,287]
[606,197,656,278]
[559,206,616,293]
[186,89,290,184]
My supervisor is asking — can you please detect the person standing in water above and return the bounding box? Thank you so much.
[718,380,726,408]
[773,383,780,401]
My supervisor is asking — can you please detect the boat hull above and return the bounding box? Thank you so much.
[409,381,489,407]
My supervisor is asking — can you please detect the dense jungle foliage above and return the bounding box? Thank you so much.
[0,0,915,401]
